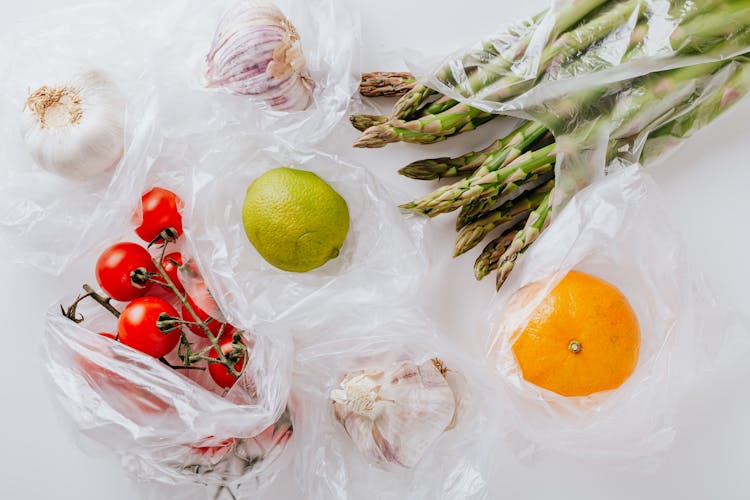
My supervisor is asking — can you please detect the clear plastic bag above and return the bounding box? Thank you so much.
[415,0,750,208]
[485,166,748,464]
[43,285,295,493]
[0,0,359,275]
[180,131,427,326]
[287,308,502,500]
[0,2,160,274]
[150,0,360,150]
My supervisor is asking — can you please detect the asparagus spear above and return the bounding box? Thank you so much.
[350,114,389,132]
[456,170,553,228]
[390,0,609,120]
[397,120,532,180]
[640,55,750,162]
[670,1,750,53]
[495,189,553,289]
[401,135,554,216]
[455,179,554,256]
[353,102,498,147]
[357,0,747,149]
[359,72,417,97]
[474,225,524,281]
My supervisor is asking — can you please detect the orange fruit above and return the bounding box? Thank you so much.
[511,270,640,397]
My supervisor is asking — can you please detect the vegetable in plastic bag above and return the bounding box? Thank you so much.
[0,2,160,274]
[153,0,360,148]
[289,309,501,499]
[44,295,294,492]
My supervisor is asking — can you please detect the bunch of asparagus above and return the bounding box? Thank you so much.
[356,56,750,288]
[352,0,750,149]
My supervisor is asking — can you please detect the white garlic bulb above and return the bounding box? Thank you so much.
[331,358,457,469]
[205,1,314,112]
[20,68,126,181]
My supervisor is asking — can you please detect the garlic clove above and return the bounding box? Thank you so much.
[20,68,125,181]
[204,1,314,112]
[331,359,457,469]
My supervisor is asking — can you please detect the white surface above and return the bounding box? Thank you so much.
[1,1,750,499]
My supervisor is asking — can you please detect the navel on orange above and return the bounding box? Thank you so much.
[511,270,640,397]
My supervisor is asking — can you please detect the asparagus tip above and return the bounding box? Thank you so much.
[352,124,399,148]
[398,159,450,180]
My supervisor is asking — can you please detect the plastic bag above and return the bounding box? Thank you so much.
[287,308,502,500]
[180,130,427,326]
[0,2,160,274]
[150,0,360,150]
[43,283,295,494]
[0,0,359,275]
[485,166,748,464]
[416,0,750,208]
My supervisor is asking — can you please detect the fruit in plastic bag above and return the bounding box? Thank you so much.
[242,167,350,272]
[511,270,640,397]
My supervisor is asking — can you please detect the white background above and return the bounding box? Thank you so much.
[2,1,750,499]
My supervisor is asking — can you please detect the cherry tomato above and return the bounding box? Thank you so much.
[135,187,183,244]
[98,332,117,340]
[161,252,184,293]
[96,242,155,301]
[189,436,236,459]
[118,296,181,358]
[208,340,246,389]
[181,295,233,338]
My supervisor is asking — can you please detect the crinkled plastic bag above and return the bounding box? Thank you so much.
[416,0,750,208]
[181,131,426,326]
[43,290,295,493]
[0,2,160,274]
[485,167,748,464]
[0,0,359,274]
[287,308,501,500]
[150,0,360,149]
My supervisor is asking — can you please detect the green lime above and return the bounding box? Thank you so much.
[241,167,350,272]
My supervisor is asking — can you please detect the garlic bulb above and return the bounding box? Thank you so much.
[331,358,457,469]
[205,1,314,111]
[20,68,126,181]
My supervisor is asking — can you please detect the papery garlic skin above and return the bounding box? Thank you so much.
[205,1,314,112]
[20,68,125,181]
[331,359,456,469]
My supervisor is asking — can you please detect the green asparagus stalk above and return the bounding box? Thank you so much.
[640,55,750,162]
[478,0,643,100]
[386,0,609,124]
[401,136,555,217]
[359,72,417,97]
[350,114,389,132]
[353,102,498,148]
[357,0,746,149]
[474,225,524,281]
[670,1,750,53]
[354,0,640,149]
[397,120,533,180]
[495,189,553,289]
[455,179,554,256]
[456,170,553,229]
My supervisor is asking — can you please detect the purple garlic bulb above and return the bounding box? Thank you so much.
[205,2,314,112]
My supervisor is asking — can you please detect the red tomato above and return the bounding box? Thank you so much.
[181,295,232,339]
[161,252,184,293]
[208,340,246,389]
[96,242,155,301]
[98,332,117,340]
[135,187,183,244]
[189,436,236,458]
[118,296,181,358]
